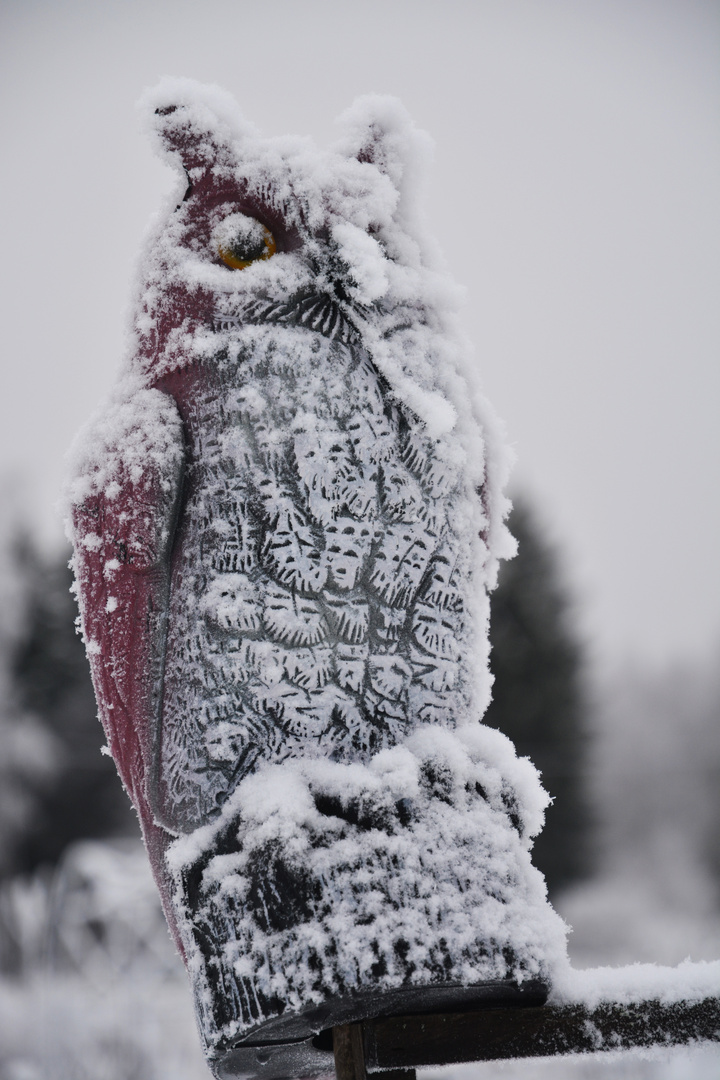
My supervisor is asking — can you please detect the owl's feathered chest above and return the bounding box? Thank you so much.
[155,326,473,831]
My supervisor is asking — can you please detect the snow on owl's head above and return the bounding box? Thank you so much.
[131,77,469,439]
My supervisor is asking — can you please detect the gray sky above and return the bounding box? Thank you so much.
[1,0,718,674]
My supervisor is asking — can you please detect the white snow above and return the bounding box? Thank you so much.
[166,723,569,1048]
[551,958,720,1010]
[65,385,183,513]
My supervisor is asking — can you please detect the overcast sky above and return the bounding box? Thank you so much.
[0,0,718,675]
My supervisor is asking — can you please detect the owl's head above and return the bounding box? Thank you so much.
[130,79,473,438]
[135,86,424,342]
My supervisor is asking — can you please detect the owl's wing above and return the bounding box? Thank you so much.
[68,389,184,824]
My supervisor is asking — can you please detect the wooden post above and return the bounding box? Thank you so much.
[358,997,720,1071]
[333,1024,366,1080]
[333,1024,417,1080]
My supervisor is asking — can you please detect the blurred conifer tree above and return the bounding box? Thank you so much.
[485,497,592,896]
[0,526,58,879]
[9,544,136,875]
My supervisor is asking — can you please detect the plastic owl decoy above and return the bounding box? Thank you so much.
[67,80,566,1078]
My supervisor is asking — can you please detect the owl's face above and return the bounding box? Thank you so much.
[133,79,439,387]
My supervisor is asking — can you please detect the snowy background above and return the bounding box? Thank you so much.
[0,0,718,1077]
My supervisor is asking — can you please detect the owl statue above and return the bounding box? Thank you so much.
[67,80,567,1078]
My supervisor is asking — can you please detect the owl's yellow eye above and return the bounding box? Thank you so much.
[215,213,277,270]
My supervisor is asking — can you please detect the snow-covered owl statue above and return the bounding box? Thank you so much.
[67,80,566,1078]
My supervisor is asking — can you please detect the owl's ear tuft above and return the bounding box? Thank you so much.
[335,94,433,196]
[139,77,256,177]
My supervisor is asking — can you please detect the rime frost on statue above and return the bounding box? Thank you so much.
[66,78,568,1074]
